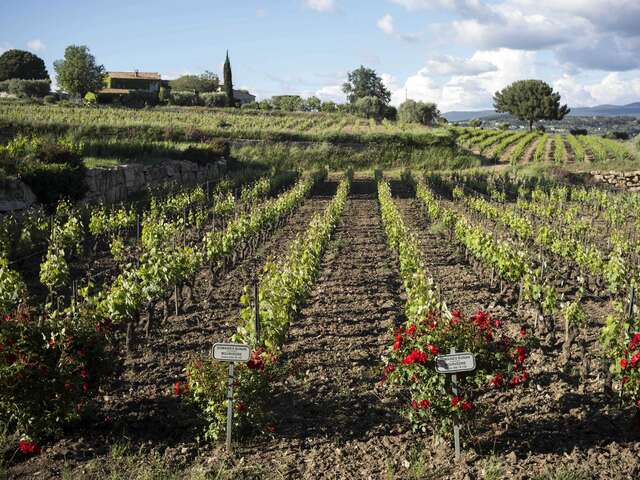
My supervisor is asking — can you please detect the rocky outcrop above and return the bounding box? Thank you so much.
[589,170,640,192]
[0,177,37,213]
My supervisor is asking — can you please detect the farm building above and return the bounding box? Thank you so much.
[101,71,163,94]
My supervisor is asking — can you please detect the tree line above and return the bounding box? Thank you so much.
[0,46,570,129]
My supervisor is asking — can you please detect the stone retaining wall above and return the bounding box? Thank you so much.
[0,159,226,213]
[589,170,640,192]
[0,177,37,212]
[83,158,226,204]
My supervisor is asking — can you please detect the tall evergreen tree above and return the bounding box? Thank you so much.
[223,50,234,107]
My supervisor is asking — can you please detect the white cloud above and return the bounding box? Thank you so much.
[377,14,394,35]
[385,48,538,111]
[305,0,335,12]
[26,39,45,53]
[256,8,266,17]
[315,84,346,102]
[392,0,640,72]
[423,54,497,76]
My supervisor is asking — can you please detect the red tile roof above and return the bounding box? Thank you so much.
[107,71,161,80]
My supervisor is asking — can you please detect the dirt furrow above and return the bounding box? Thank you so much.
[235,179,410,479]
[390,182,640,479]
[11,182,338,479]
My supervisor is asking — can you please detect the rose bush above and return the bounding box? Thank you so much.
[0,305,115,441]
[185,348,280,440]
[382,308,528,433]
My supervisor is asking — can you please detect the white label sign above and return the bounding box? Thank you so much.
[213,343,251,362]
[435,352,476,374]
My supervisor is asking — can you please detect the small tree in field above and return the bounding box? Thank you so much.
[54,45,105,98]
[342,66,390,105]
[398,100,439,126]
[493,80,569,132]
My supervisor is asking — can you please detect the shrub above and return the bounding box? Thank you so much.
[43,94,58,104]
[398,100,439,126]
[569,128,588,136]
[169,90,199,106]
[320,101,337,113]
[497,123,510,130]
[0,135,87,208]
[182,140,230,164]
[200,92,227,108]
[0,79,51,98]
[186,349,280,440]
[382,308,528,434]
[604,131,630,140]
[0,307,116,441]
[354,96,385,121]
[84,92,97,105]
[241,101,259,110]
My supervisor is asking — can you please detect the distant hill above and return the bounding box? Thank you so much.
[443,102,640,122]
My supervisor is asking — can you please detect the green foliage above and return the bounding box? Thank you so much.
[354,95,385,121]
[53,45,105,97]
[169,90,199,106]
[0,258,26,315]
[493,80,569,131]
[320,100,337,112]
[398,100,440,126]
[304,95,321,112]
[342,65,390,104]
[0,79,50,97]
[198,91,226,107]
[0,135,87,208]
[271,95,304,111]
[0,49,49,81]
[380,178,528,434]
[223,50,234,107]
[0,307,115,441]
[169,72,219,93]
[84,92,97,105]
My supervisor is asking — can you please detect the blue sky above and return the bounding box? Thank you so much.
[2,0,640,111]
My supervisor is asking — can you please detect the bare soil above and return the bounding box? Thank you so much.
[7,177,640,480]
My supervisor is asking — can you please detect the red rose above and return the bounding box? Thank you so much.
[427,344,439,355]
[393,334,402,351]
[82,382,89,392]
[461,401,473,411]
[384,363,396,374]
[173,381,182,396]
[402,349,428,365]
[490,373,504,387]
[405,324,416,336]
[419,399,430,409]
[520,325,527,337]
[411,399,418,410]
[80,369,89,379]
[620,358,629,369]
[18,440,40,455]
[451,396,460,407]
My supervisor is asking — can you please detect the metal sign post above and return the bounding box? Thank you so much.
[212,342,251,452]
[435,348,476,461]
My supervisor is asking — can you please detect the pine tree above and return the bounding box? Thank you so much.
[223,50,234,107]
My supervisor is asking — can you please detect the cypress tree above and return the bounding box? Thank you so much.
[223,50,234,107]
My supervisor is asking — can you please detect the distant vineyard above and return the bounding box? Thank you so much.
[453,126,638,165]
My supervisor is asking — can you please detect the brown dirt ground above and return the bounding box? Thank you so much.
[7,177,640,480]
